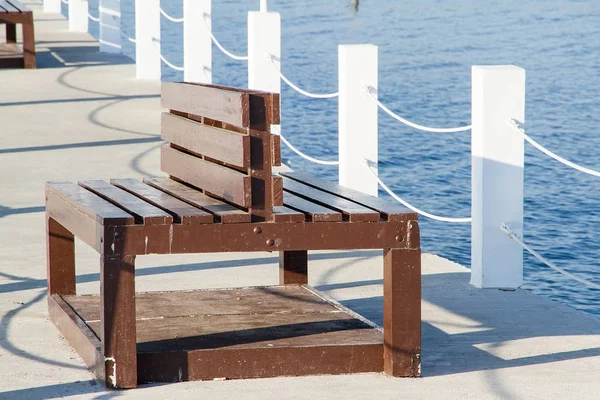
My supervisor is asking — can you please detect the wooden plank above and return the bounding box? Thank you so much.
[282,177,380,222]
[110,178,213,225]
[46,182,135,226]
[283,191,342,222]
[161,145,252,208]
[282,172,415,221]
[79,180,173,226]
[272,175,283,205]
[47,217,75,296]
[272,134,281,166]
[279,250,308,284]
[143,177,250,223]
[272,206,305,223]
[162,82,250,128]
[161,112,251,168]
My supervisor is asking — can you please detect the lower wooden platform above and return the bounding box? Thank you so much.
[0,43,24,68]
[49,285,384,383]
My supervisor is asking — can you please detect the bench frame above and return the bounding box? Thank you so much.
[0,0,35,69]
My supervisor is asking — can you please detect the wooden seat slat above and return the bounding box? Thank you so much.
[162,82,250,128]
[272,206,306,223]
[110,179,214,225]
[283,191,342,222]
[282,177,379,222]
[161,112,251,169]
[79,181,173,226]
[46,182,135,226]
[161,145,252,208]
[143,177,251,224]
[281,172,415,221]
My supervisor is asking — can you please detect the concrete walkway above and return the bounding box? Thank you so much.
[0,3,599,399]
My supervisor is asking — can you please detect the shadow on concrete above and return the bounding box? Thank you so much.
[0,93,158,108]
[0,205,45,218]
[0,136,162,155]
[36,45,134,69]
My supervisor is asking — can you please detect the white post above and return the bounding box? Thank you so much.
[99,0,121,54]
[44,0,61,14]
[184,0,211,83]
[338,44,378,196]
[248,11,280,94]
[135,0,160,79]
[471,65,526,289]
[69,0,89,32]
[259,0,267,12]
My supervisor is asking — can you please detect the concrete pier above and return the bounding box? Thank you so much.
[1,3,599,399]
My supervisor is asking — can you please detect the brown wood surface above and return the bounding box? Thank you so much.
[143,177,250,223]
[272,206,305,223]
[271,134,281,166]
[161,145,252,208]
[162,82,250,128]
[5,23,15,43]
[279,250,308,285]
[46,216,75,296]
[282,172,416,222]
[46,182,135,226]
[101,255,137,388]
[48,295,105,385]
[282,177,380,222]
[161,112,251,168]
[283,191,342,222]
[110,178,213,225]
[80,180,173,226]
[383,247,421,377]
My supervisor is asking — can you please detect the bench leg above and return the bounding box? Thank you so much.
[279,250,308,285]
[6,24,16,44]
[383,247,421,377]
[22,16,36,69]
[101,255,137,389]
[46,216,76,296]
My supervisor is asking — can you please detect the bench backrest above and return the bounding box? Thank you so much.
[161,82,283,222]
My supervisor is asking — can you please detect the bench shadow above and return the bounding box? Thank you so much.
[36,45,134,69]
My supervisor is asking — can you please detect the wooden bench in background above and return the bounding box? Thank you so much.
[0,0,35,69]
[46,83,421,389]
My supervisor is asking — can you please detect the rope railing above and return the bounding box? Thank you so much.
[119,30,136,43]
[365,86,471,133]
[268,55,339,99]
[88,12,100,22]
[200,12,248,61]
[501,223,600,290]
[364,160,471,223]
[278,133,339,165]
[160,8,184,23]
[508,119,600,178]
[151,38,184,71]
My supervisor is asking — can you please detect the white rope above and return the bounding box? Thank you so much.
[200,13,248,61]
[160,8,184,23]
[508,119,600,178]
[88,13,100,22]
[268,55,339,99]
[501,223,600,290]
[366,86,471,133]
[60,0,68,4]
[365,160,471,223]
[151,39,184,71]
[278,134,338,165]
[119,30,136,43]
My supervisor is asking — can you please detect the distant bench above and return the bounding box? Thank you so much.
[45,83,422,388]
[0,0,35,69]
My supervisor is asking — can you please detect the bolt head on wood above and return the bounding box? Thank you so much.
[254,227,262,234]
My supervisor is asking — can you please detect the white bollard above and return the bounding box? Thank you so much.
[260,0,268,12]
[248,11,280,94]
[471,65,526,289]
[184,0,211,83]
[44,0,61,14]
[99,0,121,53]
[135,0,160,79]
[338,44,378,196]
[69,0,89,32]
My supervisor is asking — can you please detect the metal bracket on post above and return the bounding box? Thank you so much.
[471,65,526,289]
[338,44,378,196]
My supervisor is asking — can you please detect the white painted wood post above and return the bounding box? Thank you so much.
[260,0,268,12]
[69,0,89,32]
[99,0,121,53]
[248,11,280,94]
[338,44,378,196]
[135,0,160,79]
[471,65,526,289]
[44,0,61,14]
[184,0,211,83]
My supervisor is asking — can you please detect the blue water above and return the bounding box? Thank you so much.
[83,0,600,315]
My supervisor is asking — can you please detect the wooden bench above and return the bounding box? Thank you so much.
[0,0,35,69]
[46,83,421,389]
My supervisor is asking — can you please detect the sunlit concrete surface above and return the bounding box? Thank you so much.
[0,3,599,399]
